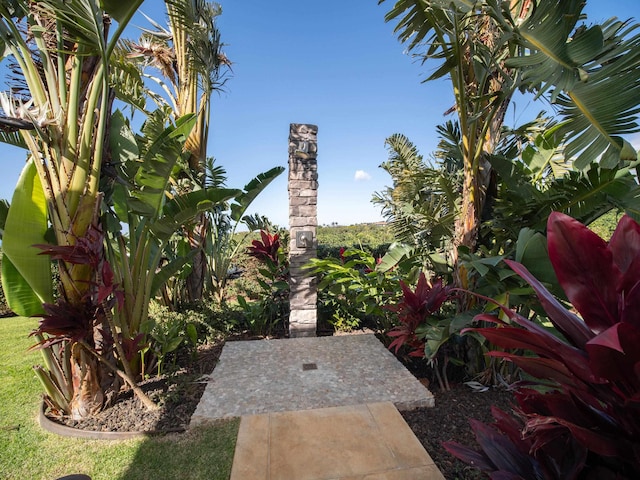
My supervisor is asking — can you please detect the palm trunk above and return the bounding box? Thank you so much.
[186,213,209,301]
[452,11,512,293]
[69,345,104,420]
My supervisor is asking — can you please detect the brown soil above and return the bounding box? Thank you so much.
[50,342,224,434]
[403,384,514,479]
[48,339,514,480]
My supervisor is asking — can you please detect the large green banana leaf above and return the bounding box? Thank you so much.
[2,159,52,316]
[230,166,285,223]
[130,112,197,217]
[151,188,240,241]
[502,3,640,169]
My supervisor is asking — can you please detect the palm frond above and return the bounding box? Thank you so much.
[32,0,107,55]
[110,43,149,114]
[203,157,227,189]
[0,128,28,148]
[503,3,640,169]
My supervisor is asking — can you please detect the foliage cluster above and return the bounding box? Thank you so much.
[306,247,403,333]
[317,223,394,247]
[236,230,290,336]
[368,2,640,477]
[0,0,282,419]
[445,213,640,479]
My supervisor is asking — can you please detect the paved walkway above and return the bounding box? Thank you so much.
[231,402,444,480]
[190,334,444,479]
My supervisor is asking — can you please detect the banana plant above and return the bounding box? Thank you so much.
[116,0,232,301]
[0,0,144,418]
[380,0,640,274]
[495,1,640,169]
[106,109,240,375]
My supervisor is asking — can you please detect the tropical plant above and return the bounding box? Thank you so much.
[380,0,526,268]
[142,302,204,376]
[305,247,403,334]
[204,167,284,304]
[31,223,156,414]
[0,0,144,418]
[444,212,640,479]
[119,0,231,301]
[105,109,239,378]
[372,129,460,271]
[237,230,289,336]
[385,272,480,390]
[487,127,640,249]
[380,0,640,283]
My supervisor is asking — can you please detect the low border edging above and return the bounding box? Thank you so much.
[38,403,185,440]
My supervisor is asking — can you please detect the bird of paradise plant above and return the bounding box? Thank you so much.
[0,0,145,418]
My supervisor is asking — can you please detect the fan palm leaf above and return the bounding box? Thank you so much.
[499,3,640,168]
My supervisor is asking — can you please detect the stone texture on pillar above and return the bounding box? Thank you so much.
[288,123,318,338]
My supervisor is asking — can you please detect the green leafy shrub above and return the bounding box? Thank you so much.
[316,243,391,260]
[317,223,394,249]
[305,247,401,333]
[144,302,221,375]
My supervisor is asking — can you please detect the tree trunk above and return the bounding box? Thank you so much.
[186,213,209,302]
[452,10,513,293]
[69,346,104,420]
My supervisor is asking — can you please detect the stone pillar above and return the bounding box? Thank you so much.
[288,123,318,338]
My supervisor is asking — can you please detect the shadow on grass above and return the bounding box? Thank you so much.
[118,420,240,480]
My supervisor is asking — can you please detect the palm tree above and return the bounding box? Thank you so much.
[380,0,530,291]
[122,0,231,301]
[372,128,460,270]
[380,0,640,283]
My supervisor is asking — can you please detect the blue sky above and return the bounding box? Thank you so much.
[1,1,639,227]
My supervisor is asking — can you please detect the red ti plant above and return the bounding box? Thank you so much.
[32,224,156,417]
[247,230,281,264]
[443,212,640,479]
[247,229,288,283]
[387,273,454,358]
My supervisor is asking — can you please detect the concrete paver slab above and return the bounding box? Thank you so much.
[230,402,445,480]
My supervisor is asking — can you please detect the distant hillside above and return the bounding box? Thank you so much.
[317,223,393,249]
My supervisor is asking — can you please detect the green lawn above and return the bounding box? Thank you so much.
[0,317,239,480]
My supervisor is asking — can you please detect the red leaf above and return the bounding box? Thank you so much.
[547,212,620,333]
[442,441,495,472]
[621,280,640,328]
[473,326,595,383]
[588,323,624,353]
[490,406,527,447]
[586,322,640,385]
[488,353,583,389]
[505,259,593,349]
[468,419,538,477]
[609,214,640,275]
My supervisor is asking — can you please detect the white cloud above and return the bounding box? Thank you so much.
[354,170,372,181]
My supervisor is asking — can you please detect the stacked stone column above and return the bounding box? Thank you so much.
[288,123,318,337]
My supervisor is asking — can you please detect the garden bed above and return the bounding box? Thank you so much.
[44,341,224,435]
[42,333,514,479]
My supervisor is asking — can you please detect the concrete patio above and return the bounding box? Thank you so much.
[190,334,445,479]
[230,402,444,480]
[191,333,435,422]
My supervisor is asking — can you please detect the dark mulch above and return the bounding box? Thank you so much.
[50,341,224,434]
[403,383,515,479]
[48,337,515,479]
